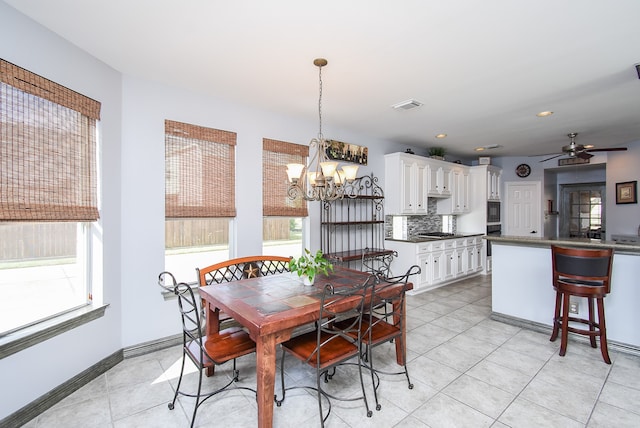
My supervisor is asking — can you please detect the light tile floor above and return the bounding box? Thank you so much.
[25,275,640,427]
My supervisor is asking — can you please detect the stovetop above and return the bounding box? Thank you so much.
[413,232,457,238]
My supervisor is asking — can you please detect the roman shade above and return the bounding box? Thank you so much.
[165,120,236,218]
[262,138,308,217]
[0,59,100,221]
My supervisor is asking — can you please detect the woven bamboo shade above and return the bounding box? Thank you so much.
[165,120,236,218]
[0,59,100,221]
[263,138,308,217]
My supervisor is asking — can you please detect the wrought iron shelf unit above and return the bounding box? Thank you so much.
[320,173,393,268]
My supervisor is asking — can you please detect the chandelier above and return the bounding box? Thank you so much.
[286,58,359,202]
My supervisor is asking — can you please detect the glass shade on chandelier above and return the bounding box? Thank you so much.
[286,58,359,202]
[286,139,359,202]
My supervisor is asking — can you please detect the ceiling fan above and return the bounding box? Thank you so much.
[540,132,627,162]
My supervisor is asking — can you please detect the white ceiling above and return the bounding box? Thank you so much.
[6,0,640,158]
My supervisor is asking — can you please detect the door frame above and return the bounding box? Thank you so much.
[559,182,606,238]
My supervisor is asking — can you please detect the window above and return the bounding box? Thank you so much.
[0,59,100,335]
[561,183,606,238]
[262,138,308,258]
[164,120,236,281]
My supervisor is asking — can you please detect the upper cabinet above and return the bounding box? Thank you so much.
[436,165,470,214]
[487,166,501,201]
[385,153,502,218]
[426,163,451,197]
[385,153,428,215]
[385,153,468,215]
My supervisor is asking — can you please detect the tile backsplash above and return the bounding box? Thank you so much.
[385,198,457,238]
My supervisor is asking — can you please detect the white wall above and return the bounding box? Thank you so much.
[0,2,403,418]
[606,140,640,237]
[1,2,123,418]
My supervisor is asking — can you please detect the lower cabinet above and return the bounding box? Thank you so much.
[386,236,483,293]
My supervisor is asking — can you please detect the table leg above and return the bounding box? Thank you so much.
[256,333,277,428]
[394,299,406,365]
[205,303,220,377]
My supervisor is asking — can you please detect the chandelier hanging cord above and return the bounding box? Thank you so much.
[314,58,327,141]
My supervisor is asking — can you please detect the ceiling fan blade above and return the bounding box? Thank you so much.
[577,151,593,160]
[587,147,628,153]
[540,153,563,162]
[529,152,560,157]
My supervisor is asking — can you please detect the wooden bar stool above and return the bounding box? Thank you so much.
[549,245,614,364]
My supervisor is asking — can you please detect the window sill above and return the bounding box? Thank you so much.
[161,282,199,301]
[0,304,109,360]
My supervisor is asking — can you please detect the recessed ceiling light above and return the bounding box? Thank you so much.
[536,111,554,117]
[584,144,595,149]
[435,133,447,139]
[391,99,423,110]
[474,147,485,152]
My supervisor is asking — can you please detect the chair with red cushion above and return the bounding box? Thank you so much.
[353,264,420,410]
[274,274,377,427]
[158,271,256,427]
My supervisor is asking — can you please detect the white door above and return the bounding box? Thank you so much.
[505,181,542,237]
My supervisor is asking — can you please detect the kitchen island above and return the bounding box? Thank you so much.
[486,235,640,353]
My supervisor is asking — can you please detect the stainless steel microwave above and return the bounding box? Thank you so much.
[487,201,501,223]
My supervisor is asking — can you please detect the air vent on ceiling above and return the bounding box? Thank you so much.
[391,99,423,110]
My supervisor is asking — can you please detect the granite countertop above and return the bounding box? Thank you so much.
[386,233,484,243]
[485,234,640,255]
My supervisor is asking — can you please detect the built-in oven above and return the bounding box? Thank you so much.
[486,224,502,257]
[487,201,501,223]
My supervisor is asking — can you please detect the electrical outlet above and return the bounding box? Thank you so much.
[569,301,579,314]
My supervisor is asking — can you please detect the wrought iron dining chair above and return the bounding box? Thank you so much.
[196,255,291,325]
[344,264,420,411]
[361,247,397,280]
[274,274,377,427]
[196,255,290,376]
[158,271,257,427]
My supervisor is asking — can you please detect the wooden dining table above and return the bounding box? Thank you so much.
[199,266,412,428]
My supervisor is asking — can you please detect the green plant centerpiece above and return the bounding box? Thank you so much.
[289,249,334,285]
[428,147,446,159]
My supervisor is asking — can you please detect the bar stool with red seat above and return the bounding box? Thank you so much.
[549,245,614,364]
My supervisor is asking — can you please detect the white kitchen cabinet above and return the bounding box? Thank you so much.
[417,252,432,285]
[436,166,470,214]
[385,153,427,215]
[473,243,483,272]
[386,153,461,214]
[430,250,445,284]
[386,236,483,293]
[466,242,475,273]
[487,166,501,201]
[426,163,452,197]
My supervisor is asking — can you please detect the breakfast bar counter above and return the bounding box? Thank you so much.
[486,235,640,353]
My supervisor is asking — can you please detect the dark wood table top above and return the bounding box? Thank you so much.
[200,266,410,337]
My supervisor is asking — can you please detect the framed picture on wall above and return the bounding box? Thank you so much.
[325,139,368,165]
[616,181,637,204]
